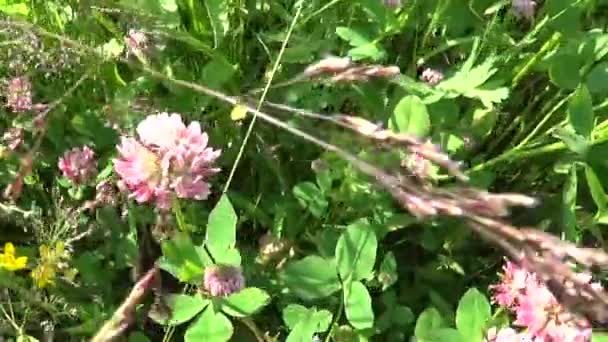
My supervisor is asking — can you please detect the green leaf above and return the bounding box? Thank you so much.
[432,328,464,342]
[389,95,431,138]
[283,304,332,332]
[160,232,204,282]
[185,308,233,342]
[343,281,374,330]
[128,331,151,342]
[206,194,237,249]
[586,62,608,94]
[293,182,328,218]
[455,288,491,342]
[563,165,578,242]
[549,53,582,89]
[204,244,241,266]
[335,221,378,282]
[568,85,594,138]
[157,294,209,326]
[220,287,271,317]
[593,332,608,342]
[336,27,371,47]
[285,311,318,342]
[201,56,237,90]
[280,255,341,300]
[0,0,29,15]
[348,43,385,61]
[415,307,446,340]
[552,127,589,156]
[378,251,398,290]
[585,165,608,214]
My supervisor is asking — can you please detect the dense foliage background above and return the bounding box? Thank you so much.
[2,0,608,341]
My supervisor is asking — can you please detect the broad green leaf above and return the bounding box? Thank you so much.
[593,332,608,342]
[98,39,124,60]
[391,305,415,327]
[283,304,310,330]
[433,328,464,342]
[549,54,581,90]
[204,244,241,266]
[154,294,208,326]
[283,304,332,332]
[185,308,233,342]
[293,182,328,218]
[344,281,374,330]
[415,307,446,340]
[280,255,341,300]
[285,311,318,342]
[348,43,385,61]
[455,288,491,342]
[220,287,270,317]
[206,194,237,249]
[201,56,237,90]
[160,232,204,282]
[0,0,29,15]
[563,166,578,242]
[378,251,397,290]
[335,221,378,282]
[586,62,608,94]
[389,95,431,138]
[585,165,608,214]
[568,85,594,138]
[336,27,371,47]
[128,331,151,342]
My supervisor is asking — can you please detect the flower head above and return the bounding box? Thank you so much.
[512,0,536,20]
[114,113,221,210]
[203,265,245,297]
[6,76,32,112]
[58,146,97,185]
[2,127,24,151]
[0,242,27,271]
[491,259,595,341]
[491,261,532,307]
[420,68,444,86]
[125,29,148,56]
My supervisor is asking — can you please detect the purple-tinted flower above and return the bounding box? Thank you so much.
[125,29,148,56]
[203,265,245,297]
[2,127,23,151]
[58,146,97,185]
[113,113,221,210]
[420,68,444,86]
[6,77,32,112]
[512,0,536,20]
[114,137,169,208]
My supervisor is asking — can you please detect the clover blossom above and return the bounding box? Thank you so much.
[203,265,245,297]
[512,0,536,20]
[113,113,221,210]
[125,29,148,56]
[58,145,97,185]
[490,260,594,341]
[6,76,32,112]
[420,68,444,86]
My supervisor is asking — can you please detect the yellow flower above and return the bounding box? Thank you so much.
[0,242,28,271]
[31,263,56,288]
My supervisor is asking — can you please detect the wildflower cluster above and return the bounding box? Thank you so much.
[30,241,75,288]
[0,242,28,272]
[58,145,98,185]
[113,113,221,210]
[487,260,595,341]
[5,76,32,113]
